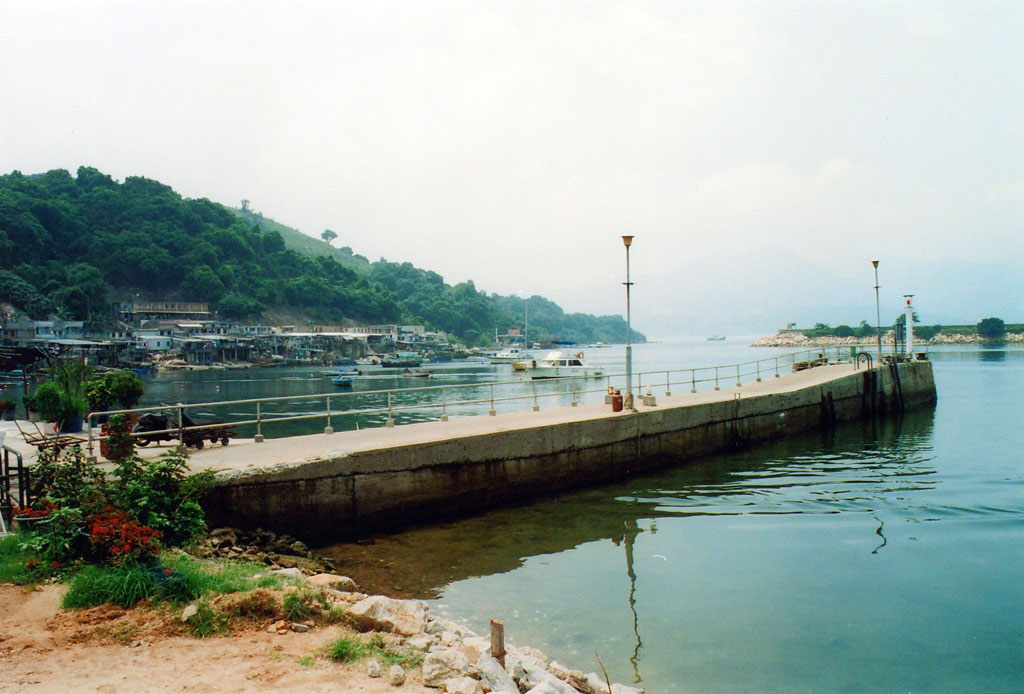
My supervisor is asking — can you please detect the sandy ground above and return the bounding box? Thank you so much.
[0,584,434,693]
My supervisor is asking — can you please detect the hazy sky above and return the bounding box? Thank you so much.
[2,1,1022,334]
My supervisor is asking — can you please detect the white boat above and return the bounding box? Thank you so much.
[490,347,531,364]
[523,351,605,380]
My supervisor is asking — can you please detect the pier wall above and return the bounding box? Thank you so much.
[204,361,936,539]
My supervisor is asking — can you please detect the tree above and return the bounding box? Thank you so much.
[321,229,338,246]
[977,317,1006,340]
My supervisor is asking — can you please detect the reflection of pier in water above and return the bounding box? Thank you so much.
[320,407,936,601]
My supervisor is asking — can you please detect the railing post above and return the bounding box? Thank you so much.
[324,394,334,434]
[714,366,720,391]
[532,381,540,411]
[254,401,264,442]
[86,413,95,461]
[489,384,496,416]
[441,388,448,422]
[177,403,190,451]
[665,370,671,397]
[386,391,395,427]
[775,356,780,378]
[571,379,578,406]
[691,369,696,393]
[736,364,741,388]
[756,361,762,382]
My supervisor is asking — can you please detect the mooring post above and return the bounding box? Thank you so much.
[386,391,395,428]
[489,384,496,416]
[490,619,506,667]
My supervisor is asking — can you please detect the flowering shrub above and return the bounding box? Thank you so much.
[17,500,54,519]
[87,507,162,562]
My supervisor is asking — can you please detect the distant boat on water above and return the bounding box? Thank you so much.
[382,352,423,367]
[706,335,726,341]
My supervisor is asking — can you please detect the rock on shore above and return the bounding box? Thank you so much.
[283,571,644,694]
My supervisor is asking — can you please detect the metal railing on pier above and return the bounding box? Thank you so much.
[84,344,896,456]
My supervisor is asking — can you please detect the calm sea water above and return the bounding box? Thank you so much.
[315,340,1023,694]
[8,339,1017,691]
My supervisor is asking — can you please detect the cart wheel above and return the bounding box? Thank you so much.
[220,437,229,446]
[136,439,149,447]
[195,439,204,450]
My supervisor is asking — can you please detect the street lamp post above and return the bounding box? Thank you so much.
[872,260,882,363]
[622,235,634,409]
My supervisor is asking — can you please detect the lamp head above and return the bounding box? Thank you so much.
[871,259,879,268]
[622,235,634,248]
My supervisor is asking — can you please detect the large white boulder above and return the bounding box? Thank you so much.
[347,595,428,636]
[422,648,473,687]
[475,654,519,694]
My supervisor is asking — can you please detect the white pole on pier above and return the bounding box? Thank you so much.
[904,294,915,356]
[622,235,635,411]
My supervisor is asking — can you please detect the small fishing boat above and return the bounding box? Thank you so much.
[335,368,361,377]
[331,375,354,388]
[706,335,726,341]
[382,352,424,367]
[524,351,604,380]
[490,347,531,364]
[400,368,431,378]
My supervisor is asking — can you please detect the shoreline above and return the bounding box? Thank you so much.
[751,332,1024,348]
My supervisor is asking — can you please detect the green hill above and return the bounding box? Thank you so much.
[0,166,643,345]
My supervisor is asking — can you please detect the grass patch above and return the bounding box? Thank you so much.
[185,599,228,637]
[327,635,369,663]
[0,533,33,583]
[297,655,316,668]
[62,563,163,609]
[323,633,424,669]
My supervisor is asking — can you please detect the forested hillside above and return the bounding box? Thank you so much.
[0,167,643,345]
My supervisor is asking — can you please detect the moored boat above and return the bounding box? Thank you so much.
[331,375,354,388]
[490,347,531,364]
[524,351,604,380]
[382,351,424,367]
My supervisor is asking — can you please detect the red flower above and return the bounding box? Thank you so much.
[50,561,60,569]
[163,568,173,576]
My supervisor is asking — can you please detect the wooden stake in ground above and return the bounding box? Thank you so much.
[490,619,505,667]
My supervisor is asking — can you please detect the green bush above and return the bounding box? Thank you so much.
[30,382,64,422]
[108,451,215,546]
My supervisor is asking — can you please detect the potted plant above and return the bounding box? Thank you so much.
[30,382,64,435]
[100,413,135,460]
[50,361,91,433]
[109,370,145,410]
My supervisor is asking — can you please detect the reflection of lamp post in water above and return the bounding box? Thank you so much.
[622,519,643,683]
[622,236,634,409]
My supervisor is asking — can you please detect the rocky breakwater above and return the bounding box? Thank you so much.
[194,528,643,693]
[345,592,643,694]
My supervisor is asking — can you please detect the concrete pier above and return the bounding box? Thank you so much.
[199,360,936,539]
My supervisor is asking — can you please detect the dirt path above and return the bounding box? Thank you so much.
[0,585,434,693]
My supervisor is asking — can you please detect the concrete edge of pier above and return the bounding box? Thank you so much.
[201,360,936,539]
